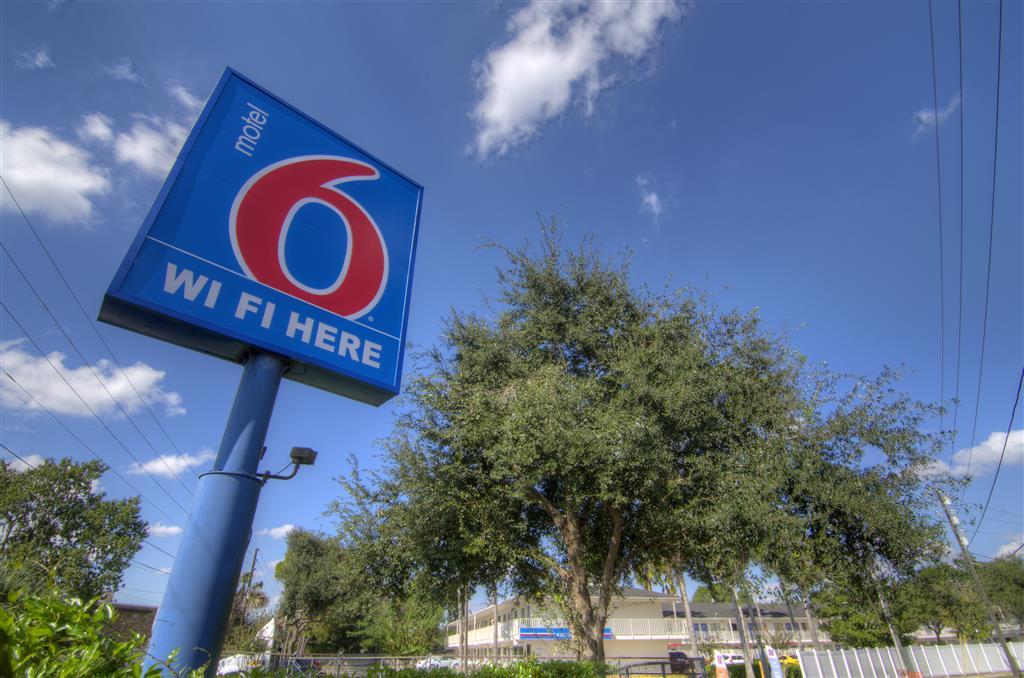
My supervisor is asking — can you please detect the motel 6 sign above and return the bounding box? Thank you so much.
[101,69,423,404]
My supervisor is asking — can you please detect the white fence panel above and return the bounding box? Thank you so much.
[798,642,1024,677]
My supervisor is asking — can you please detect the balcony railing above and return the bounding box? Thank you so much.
[447,617,832,649]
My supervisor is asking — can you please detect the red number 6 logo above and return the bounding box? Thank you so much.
[230,156,388,319]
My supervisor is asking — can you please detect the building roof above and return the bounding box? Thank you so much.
[112,602,158,613]
[619,586,681,600]
[680,603,795,620]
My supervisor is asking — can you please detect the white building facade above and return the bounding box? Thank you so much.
[446,587,830,660]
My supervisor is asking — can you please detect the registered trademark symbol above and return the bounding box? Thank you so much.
[368,316,374,322]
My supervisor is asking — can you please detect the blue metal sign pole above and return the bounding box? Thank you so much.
[146,351,284,675]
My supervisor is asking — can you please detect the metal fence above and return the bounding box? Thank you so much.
[798,642,1024,678]
[216,654,707,676]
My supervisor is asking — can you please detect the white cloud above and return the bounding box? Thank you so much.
[78,113,114,143]
[149,522,184,538]
[257,524,296,540]
[104,57,143,83]
[0,120,111,223]
[158,566,172,574]
[995,538,1023,559]
[471,0,683,158]
[17,46,56,70]
[90,478,103,494]
[0,339,185,418]
[4,453,45,471]
[114,115,188,177]
[167,83,205,114]
[636,174,663,219]
[129,449,214,478]
[914,93,960,137]
[922,429,1024,479]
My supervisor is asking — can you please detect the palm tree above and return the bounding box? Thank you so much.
[634,560,699,657]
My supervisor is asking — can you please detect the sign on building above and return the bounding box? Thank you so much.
[100,68,423,405]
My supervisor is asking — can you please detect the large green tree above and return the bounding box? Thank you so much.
[0,458,146,599]
[341,229,826,662]
[338,228,949,662]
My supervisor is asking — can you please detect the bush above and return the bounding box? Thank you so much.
[723,662,801,678]
[727,663,762,678]
[370,660,609,678]
[0,587,198,677]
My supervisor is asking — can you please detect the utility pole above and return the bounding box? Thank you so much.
[872,572,918,678]
[238,547,260,626]
[936,489,1022,677]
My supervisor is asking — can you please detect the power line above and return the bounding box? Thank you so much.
[964,0,1005,485]
[0,302,190,516]
[0,442,35,469]
[134,561,170,576]
[0,175,199,479]
[1011,543,1024,558]
[0,358,184,527]
[143,540,177,560]
[122,587,166,596]
[950,0,966,464]
[927,0,947,452]
[0,241,193,495]
[969,364,1023,545]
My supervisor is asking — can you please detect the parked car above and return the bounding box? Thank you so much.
[416,656,460,670]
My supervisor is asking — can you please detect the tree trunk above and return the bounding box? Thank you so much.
[732,587,756,678]
[675,574,699,657]
[801,594,822,650]
[492,589,499,662]
[875,579,919,678]
[528,490,622,664]
[752,588,770,673]
[781,584,802,651]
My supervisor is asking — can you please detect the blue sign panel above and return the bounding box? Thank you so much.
[518,627,613,640]
[100,68,423,404]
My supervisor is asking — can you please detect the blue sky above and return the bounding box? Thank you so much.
[1,0,1021,611]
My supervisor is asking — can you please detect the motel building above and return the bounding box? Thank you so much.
[446,587,832,660]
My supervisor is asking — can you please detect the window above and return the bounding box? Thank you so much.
[785,623,792,631]
[801,622,808,631]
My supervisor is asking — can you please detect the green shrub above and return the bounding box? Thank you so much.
[370,660,609,678]
[0,587,198,677]
[726,663,763,678]
[368,669,459,678]
[722,663,801,678]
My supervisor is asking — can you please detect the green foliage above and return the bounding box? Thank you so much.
[337,226,822,660]
[275,529,444,654]
[356,594,446,655]
[367,669,457,678]
[691,585,732,605]
[900,562,992,643]
[812,579,917,648]
[0,458,146,599]
[330,225,948,660]
[368,660,609,678]
[977,555,1024,628]
[727,664,763,678]
[0,586,193,677]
